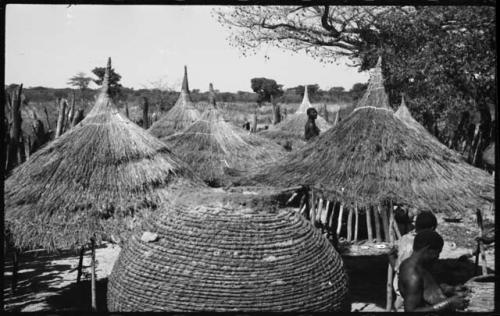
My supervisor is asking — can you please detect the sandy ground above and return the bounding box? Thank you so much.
[3,234,495,312]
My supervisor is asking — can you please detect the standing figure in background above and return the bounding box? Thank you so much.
[304,107,320,141]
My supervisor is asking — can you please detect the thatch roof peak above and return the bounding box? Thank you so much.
[162,107,284,187]
[148,67,201,138]
[297,85,312,114]
[102,57,112,94]
[355,56,391,110]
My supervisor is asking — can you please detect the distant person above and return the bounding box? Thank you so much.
[391,211,437,309]
[398,231,468,311]
[304,107,320,141]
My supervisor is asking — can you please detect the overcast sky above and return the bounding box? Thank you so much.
[5,5,369,92]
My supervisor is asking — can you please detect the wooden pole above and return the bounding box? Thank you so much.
[309,190,316,225]
[386,261,394,311]
[323,200,331,226]
[354,204,359,242]
[374,206,382,242]
[328,201,336,229]
[316,198,324,224]
[346,207,353,242]
[11,248,19,294]
[77,246,85,283]
[6,84,23,172]
[392,218,402,240]
[336,203,344,236]
[43,106,52,131]
[142,97,149,129]
[125,102,130,119]
[90,238,97,311]
[366,206,373,242]
[55,98,67,138]
[380,205,390,242]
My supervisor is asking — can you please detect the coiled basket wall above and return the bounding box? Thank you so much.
[107,189,349,312]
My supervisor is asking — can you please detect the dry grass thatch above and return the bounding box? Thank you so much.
[355,56,391,110]
[107,188,349,312]
[5,58,204,251]
[148,66,201,138]
[245,57,494,221]
[259,85,331,148]
[162,104,285,187]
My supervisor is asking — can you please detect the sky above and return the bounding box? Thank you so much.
[5,5,369,92]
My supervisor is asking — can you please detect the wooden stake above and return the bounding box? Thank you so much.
[299,203,307,216]
[11,248,19,294]
[366,207,373,242]
[336,203,344,236]
[354,204,359,242]
[309,190,316,225]
[43,106,52,131]
[374,206,382,242]
[55,99,67,138]
[286,192,298,205]
[388,202,395,243]
[347,207,353,242]
[328,201,336,228]
[323,200,331,226]
[380,205,390,242]
[316,198,324,224]
[90,238,97,311]
[392,218,402,240]
[386,261,394,311]
[77,246,85,283]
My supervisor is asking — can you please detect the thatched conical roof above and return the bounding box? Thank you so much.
[107,188,349,312]
[5,58,204,251]
[162,85,285,186]
[355,56,391,110]
[246,58,494,220]
[148,66,201,138]
[259,85,331,149]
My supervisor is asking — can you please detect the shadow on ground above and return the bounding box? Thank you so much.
[3,245,108,312]
[45,279,108,311]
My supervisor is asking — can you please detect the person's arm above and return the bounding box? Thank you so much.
[402,273,465,311]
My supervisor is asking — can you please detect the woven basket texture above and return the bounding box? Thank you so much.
[108,189,349,312]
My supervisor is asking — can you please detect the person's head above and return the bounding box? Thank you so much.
[414,211,437,233]
[413,230,444,264]
[306,107,318,120]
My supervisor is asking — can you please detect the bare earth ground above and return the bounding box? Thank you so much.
[3,221,495,312]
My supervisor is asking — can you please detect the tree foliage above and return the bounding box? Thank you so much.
[250,77,284,106]
[91,66,123,98]
[67,72,92,92]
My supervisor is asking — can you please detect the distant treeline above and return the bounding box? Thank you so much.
[5,82,367,113]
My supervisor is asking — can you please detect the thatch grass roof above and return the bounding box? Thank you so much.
[107,188,349,312]
[259,85,331,149]
[148,66,201,138]
[162,88,285,186]
[245,57,494,221]
[355,56,391,110]
[5,58,204,251]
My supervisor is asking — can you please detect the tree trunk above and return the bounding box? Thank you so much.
[6,84,23,172]
[77,246,85,283]
[142,97,149,129]
[55,99,67,138]
[323,104,329,122]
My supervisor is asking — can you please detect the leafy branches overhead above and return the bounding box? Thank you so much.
[214,6,393,64]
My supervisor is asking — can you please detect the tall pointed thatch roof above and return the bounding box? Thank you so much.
[107,188,349,312]
[162,84,285,186]
[5,58,204,251]
[148,66,201,138]
[259,85,331,149]
[246,57,494,220]
[355,56,391,110]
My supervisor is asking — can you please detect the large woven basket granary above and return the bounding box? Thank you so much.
[107,189,349,312]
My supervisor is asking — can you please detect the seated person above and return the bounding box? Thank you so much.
[398,231,468,312]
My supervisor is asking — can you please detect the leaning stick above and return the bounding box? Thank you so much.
[336,203,344,236]
[328,201,336,228]
[76,246,85,283]
[286,192,298,205]
[374,206,382,242]
[386,262,394,311]
[347,207,353,242]
[90,237,97,311]
[388,203,395,243]
[366,207,373,242]
[299,203,307,216]
[354,204,359,242]
[309,190,316,225]
[392,218,402,240]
